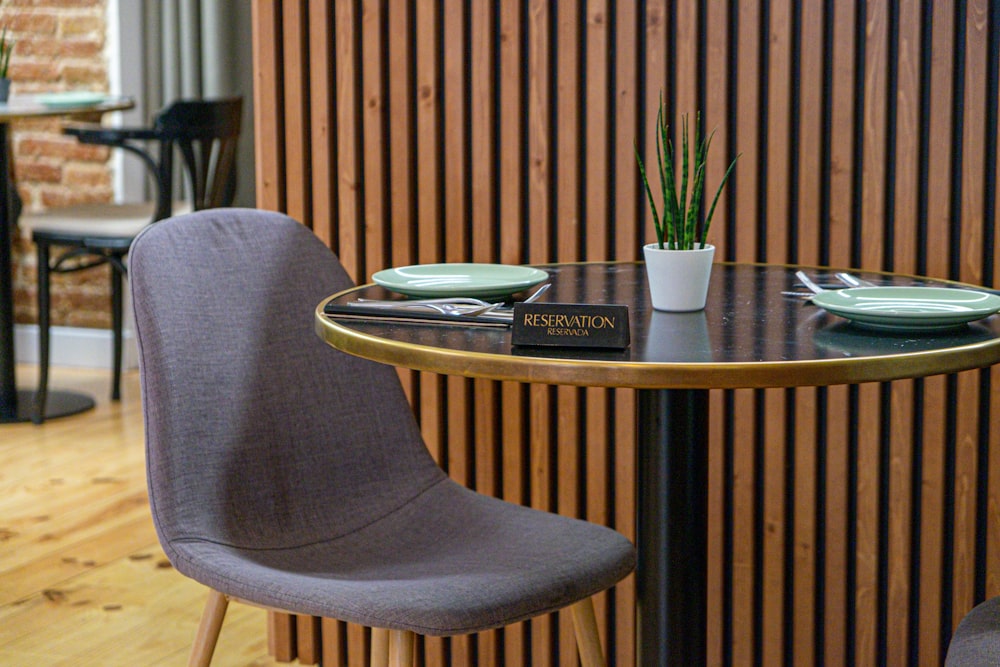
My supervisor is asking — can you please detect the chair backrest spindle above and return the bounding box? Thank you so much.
[153,98,242,219]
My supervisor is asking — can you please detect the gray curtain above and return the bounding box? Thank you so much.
[119,0,255,207]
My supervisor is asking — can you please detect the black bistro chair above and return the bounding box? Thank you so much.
[20,97,242,423]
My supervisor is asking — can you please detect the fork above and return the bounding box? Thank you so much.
[835,272,875,288]
[794,270,825,296]
[356,296,492,308]
[426,301,504,316]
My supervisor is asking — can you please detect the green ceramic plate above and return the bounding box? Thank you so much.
[36,92,107,108]
[372,263,549,298]
[812,286,1000,331]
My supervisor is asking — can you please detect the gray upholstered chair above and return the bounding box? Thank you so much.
[946,597,1000,666]
[128,209,636,667]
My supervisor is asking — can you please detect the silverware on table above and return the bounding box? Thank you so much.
[329,284,556,326]
[794,270,825,296]
[349,282,551,319]
[356,295,493,307]
[522,282,551,302]
[835,272,875,288]
[793,270,1000,298]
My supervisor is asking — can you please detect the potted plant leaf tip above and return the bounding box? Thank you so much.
[635,97,740,311]
[0,26,13,104]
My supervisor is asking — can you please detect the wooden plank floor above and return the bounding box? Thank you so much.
[0,365,284,667]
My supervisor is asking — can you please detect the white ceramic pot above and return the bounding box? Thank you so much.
[642,242,715,311]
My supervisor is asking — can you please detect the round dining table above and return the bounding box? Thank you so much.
[315,261,1000,667]
[0,94,134,423]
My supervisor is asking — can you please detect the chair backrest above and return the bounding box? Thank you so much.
[152,97,242,218]
[129,209,445,551]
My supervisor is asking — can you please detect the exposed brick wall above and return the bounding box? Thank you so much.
[3,0,113,329]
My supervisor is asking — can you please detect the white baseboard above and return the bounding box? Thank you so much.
[14,324,138,369]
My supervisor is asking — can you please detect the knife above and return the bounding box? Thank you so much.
[324,302,512,327]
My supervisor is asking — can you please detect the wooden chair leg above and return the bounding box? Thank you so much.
[371,627,390,667]
[389,629,415,667]
[188,589,229,667]
[569,597,606,667]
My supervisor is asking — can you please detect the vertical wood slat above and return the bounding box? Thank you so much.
[795,0,824,266]
[361,0,388,276]
[469,1,496,263]
[308,0,337,246]
[585,0,610,261]
[792,387,819,666]
[642,0,669,249]
[614,1,640,260]
[387,0,415,269]
[266,609,296,664]
[251,0,284,213]
[251,3,1000,665]
[443,0,468,263]
[415,0,441,267]
[526,0,551,264]
[282,0,312,226]
[498,1,524,264]
[295,615,321,665]
[334,0,363,280]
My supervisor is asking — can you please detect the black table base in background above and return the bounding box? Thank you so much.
[637,388,710,667]
[1,389,94,424]
[1,123,20,422]
[1,122,95,425]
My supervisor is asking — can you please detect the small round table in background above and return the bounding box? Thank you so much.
[0,95,134,423]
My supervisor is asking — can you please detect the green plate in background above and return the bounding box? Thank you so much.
[36,92,107,108]
[812,286,1000,332]
[373,263,548,298]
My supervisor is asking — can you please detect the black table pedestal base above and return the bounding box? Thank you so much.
[637,388,710,667]
[0,389,94,424]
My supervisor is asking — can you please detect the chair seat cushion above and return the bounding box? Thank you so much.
[163,477,636,636]
[21,201,193,240]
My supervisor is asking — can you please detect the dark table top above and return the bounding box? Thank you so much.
[316,262,1000,390]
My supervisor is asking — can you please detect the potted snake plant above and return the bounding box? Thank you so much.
[635,97,739,311]
[0,27,13,103]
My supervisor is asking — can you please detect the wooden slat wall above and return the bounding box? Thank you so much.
[251,2,1000,665]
